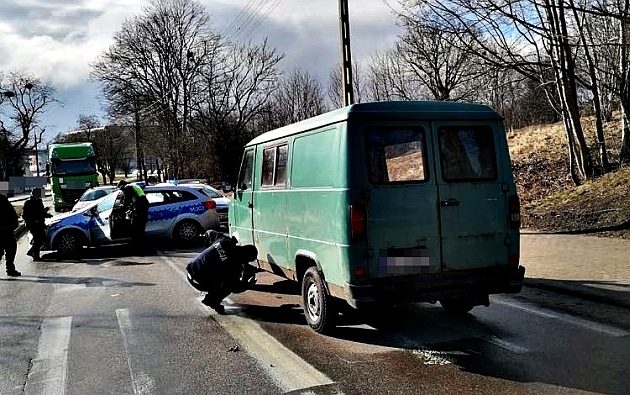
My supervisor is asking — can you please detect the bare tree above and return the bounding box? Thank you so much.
[403,0,593,183]
[92,0,219,179]
[328,63,368,108]
[367,49,423,101]
[0,71,56,180]
[271,69,328,127]
[192,38,283,181]
[396,15,485,101]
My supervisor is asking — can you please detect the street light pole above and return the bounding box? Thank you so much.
[338,0,355,106]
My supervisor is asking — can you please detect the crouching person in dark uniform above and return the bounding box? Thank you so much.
[186,232,258,314]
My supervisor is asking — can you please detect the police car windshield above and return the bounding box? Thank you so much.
[199,186,222,199]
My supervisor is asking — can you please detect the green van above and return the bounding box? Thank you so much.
[229,101,524,333]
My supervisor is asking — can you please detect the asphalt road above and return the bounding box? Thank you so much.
[1,238,629,395]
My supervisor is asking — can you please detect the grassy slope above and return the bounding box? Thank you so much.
[509,116,630,237]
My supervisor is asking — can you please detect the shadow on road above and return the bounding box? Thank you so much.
[40,241,205,266]
[526,277,630,309]
[230,274,630,395]
[0,275,156,288]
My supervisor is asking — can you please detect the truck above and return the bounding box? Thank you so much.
[47,143,99,212]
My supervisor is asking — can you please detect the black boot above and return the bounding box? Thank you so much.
[202,294,225,314]
[6,269,21,277]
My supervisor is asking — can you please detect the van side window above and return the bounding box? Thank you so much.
[275,145,288,186]
[262,147,276,186]
[438,126,497,181]
[366,129,427,183]
[261,144,288,188]
[238,150,254,190]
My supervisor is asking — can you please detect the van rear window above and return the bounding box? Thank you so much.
[366,128,427,183]
[438,126,497,181]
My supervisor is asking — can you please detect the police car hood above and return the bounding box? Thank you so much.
[46,200,98,225]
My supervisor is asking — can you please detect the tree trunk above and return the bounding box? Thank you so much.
[620,101,630,163]
[548,0,592,180]
[570,2,610,172]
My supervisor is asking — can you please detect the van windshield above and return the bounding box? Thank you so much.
[438,126,497,181]
[366,128,427,183]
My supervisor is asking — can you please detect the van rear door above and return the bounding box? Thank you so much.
[364,124,442,277]
[433,123,509,271]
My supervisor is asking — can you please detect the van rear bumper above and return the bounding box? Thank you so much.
[338,265,525,309]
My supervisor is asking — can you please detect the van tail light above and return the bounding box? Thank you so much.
[350,204,367,242]
[508,195,520,230]
[204,200,217,210]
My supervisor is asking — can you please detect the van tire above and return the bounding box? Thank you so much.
[301,267,337,334]
[440,299,475,314]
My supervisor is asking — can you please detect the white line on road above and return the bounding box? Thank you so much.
[25,316,72,395]
[492,296,630,337]
[159,254,336,394]
[116,309,155,395]
[483,336,529,354]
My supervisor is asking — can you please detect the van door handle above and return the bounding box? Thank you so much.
[248,202,254,209]
[440,198,460,207]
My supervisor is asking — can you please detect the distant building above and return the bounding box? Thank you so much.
[25,149,48,177]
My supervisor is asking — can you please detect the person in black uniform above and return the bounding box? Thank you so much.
[186,232,258,314]
[117,180,149,248]
[0,194,21,277]
[22,188,51,261]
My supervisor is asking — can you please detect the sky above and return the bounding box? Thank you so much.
[0,0,401,142]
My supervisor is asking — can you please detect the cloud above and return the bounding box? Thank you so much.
[1,0,400,134]
[0,0,142,87]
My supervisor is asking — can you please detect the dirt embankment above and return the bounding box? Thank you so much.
[509,117,630,238]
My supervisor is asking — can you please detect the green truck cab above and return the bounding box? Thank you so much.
[48,143,99,212]
[229,101,525,333]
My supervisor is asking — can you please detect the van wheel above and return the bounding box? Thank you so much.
[54,230,84,256]
[174,220,200,244]
[302,267,337,334]
[440,299,475,314]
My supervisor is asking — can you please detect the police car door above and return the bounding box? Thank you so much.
[89,192,118,243]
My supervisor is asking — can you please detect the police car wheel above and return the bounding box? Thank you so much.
[301,267,337,334]
[174,220,200,243]
[54,230,82,255]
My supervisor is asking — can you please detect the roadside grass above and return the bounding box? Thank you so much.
[510,114,629,236]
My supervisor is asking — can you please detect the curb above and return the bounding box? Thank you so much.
[524,278,630,310]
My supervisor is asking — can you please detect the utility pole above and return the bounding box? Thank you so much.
[338,0,354,106]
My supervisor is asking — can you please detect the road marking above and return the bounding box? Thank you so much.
[159,254,336,393]
[25,316,72,395]
[493,297,630,337]
[116,309,155,395]
[483,336,529,354]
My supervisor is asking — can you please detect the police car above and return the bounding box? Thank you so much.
[44,185,222,254]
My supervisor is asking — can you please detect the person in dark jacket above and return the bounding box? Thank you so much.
[0,194,20,276]
[22,188,51,261]
[186,233,258,314]
[117,180,149,248]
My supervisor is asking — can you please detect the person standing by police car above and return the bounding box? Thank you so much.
[186,232,258,314]
[22,188,51,261]
[0,194,21,277]
[117,180,149,248]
